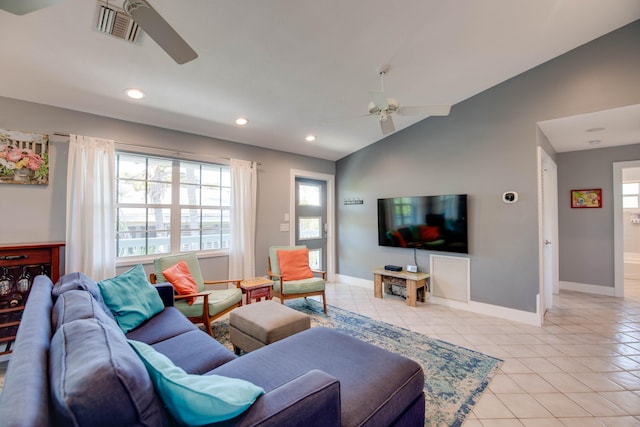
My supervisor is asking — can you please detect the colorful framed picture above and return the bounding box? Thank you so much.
[0,128,49,185]
[571,189,602,208]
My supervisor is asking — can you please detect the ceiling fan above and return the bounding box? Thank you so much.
[367,67,451,135]
[0,0,198,64]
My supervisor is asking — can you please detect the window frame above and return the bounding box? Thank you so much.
[115,149,231,266]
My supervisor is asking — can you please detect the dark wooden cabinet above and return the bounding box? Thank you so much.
[0,241,64,355]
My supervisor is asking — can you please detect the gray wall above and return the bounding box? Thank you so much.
[336,20,640,313]
[0,97,334,278]
[557,144,640,287]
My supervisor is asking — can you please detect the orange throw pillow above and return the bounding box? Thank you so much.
[162,260,199,305]
[277,248,314,281]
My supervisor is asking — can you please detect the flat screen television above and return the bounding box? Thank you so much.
[377,194,468,254]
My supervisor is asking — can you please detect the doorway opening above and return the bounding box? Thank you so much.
[613,161,640,298]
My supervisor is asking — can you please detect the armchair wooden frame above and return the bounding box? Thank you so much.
[267,256,327,314]
[149,274,242,336]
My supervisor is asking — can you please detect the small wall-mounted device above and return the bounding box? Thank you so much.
[406,265,418,273]
[502,191,518,204]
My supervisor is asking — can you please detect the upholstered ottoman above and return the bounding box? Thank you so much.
[229,301,310,354]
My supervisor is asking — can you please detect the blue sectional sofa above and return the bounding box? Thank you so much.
[0,273,425,426]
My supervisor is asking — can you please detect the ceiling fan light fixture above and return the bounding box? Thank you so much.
[125,88,145,99]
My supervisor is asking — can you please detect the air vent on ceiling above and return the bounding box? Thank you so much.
[96,1,141,43]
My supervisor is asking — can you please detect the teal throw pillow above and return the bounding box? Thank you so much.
[128,340,264,426]
[98,264,164,333]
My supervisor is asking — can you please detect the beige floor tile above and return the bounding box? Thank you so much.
[478,419,525,426]
[496,394,554,418]
[539,372,592,393]
[532,393,591,417]
[558,417,607,426]
[566,392,628,417]
[598,391,640,414]
[570,372,627,392]
[602,372,640,391]
[472,393,515,419]
[520,418,567,427]
[488,374,527,394]
[508,373,559,393]
[595,416,640,426]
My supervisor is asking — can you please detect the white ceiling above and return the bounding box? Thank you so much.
[1,1,639,161]
[538,104,640,153]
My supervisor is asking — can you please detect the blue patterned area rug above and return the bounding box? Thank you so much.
[212,299,502,427]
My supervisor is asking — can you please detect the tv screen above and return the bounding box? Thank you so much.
[378,194,468,254]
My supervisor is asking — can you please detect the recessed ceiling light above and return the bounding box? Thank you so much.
[305,135,316,142]
[125,88,145,99]
[235,117,248,126]
[588,139,602,145]
[586,127,606,133]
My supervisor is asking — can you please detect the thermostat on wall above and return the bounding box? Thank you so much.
[503,191,518,204]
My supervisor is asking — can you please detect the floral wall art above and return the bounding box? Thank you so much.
[0,128,49,185]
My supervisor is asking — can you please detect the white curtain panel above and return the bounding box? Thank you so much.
[229,159,257,280]
[65,135,116,281]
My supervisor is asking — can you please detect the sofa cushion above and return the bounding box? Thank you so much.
[129,339,264,426]
[52,271,115,320]
[211,326,424,427]
[49,318,164,427]
[98,264,165,333]
[149,329,237,374]
[125,306,197,344]
[51,289,117,332]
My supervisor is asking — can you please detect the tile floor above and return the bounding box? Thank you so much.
[322,280,640,426]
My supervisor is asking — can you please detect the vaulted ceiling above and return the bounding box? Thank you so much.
[1,1,639,160]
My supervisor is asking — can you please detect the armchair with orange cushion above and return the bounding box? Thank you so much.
[149,252,243,336]
[267,245,327,314]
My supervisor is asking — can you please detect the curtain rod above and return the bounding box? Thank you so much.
[53,132,260,165]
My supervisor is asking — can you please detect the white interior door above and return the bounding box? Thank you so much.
[542,151,559,310]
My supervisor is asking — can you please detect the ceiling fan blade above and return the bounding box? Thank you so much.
[396,105,451,116]
[380,115,395,135]
[0,0,63,15]
[368,90,388,109]
[123,0,198,64]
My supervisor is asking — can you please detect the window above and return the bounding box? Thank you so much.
[623,182,640,209]
[116,153,230,258]
[298,183,321,206]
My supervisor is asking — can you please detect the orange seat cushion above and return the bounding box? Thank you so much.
[277,248,314,281]
[162,260,198,304]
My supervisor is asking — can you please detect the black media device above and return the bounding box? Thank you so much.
[384,265,403,272]
[378,194,468,254]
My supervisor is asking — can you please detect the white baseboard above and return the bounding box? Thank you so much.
[430,296,541,326]
[559,281,615,296]
[336,274,541,326]
[335,274,373,288]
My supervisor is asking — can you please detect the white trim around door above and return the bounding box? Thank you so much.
[290,169,336,282]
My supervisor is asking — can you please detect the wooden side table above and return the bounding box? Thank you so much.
[240,277,274,304]
[372,267,430,307]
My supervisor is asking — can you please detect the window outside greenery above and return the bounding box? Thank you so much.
[116,153,230,258]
